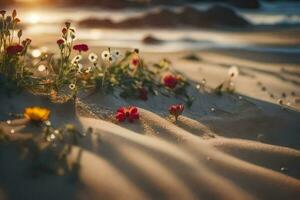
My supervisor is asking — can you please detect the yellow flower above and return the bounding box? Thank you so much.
[24,107,50,122]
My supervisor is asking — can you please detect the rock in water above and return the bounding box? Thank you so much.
[142,35,163,44]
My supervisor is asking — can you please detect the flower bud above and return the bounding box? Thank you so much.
[62,28,67,35]
[13,18,20,24]
[0,10,6,17]
[12,9,17,18]
[6,16,12,23]
[65,22,71,29]
[17,29,22,38]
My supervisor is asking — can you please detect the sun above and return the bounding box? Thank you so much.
[26,13,40,24]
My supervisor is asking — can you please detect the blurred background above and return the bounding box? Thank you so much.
[2,0,300,52]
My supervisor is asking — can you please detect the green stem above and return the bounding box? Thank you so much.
[101,65,107,89]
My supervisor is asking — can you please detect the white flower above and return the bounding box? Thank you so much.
[88,52,98,63]
[45,120,51,126]
[31,49,42,58]
[86,66,92,73]
[77,63,83,73]
[72,55,82,64]
[111,49,122,63]
[38,65,46,72]
[108,55,116,63]
[69,83,76,90]
[228,66,239,79]
[101,50,110,61]
[111,49,121,58]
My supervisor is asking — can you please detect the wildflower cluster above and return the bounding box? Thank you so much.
[0,10,193,106]
[0,10,31,83]
[50,24,192,104]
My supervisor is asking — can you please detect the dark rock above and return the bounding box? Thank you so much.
[119,8,179,28]
[203,5,249,27]
[79,5,250,29]
[78,18,115,28]
[142,35,162,44]
[182,54,202,61]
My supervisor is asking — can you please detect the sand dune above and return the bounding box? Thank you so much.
[1,28,300,199]
[1,76,300,199]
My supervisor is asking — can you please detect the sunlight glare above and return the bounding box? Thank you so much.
[27,13,40,24]
[32,49,42,58]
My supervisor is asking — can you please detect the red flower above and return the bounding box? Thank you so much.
[57,39,64,46]
[169,104,184,121]
[62,28,67,35]
[116,107,127,122]
[22,38,31,47]
[139,87,148,101]
[131,58,139,67]
[6,44,24,56]
[73,44,89,53]
[163,74,178,89]
[115,106,139,123]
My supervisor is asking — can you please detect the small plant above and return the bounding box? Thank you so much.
[0,10,32,85]
[169,104,184,121]
[115,106,140,123]
[215,65,239,95]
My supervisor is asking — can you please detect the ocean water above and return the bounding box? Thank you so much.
[7,2,300,52]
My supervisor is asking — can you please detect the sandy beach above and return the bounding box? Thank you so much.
[1,2,300,199]
[1,27,300,199]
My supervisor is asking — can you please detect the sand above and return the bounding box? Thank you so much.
[0,28,300,200]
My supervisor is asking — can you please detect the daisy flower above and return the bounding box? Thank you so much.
[101,50,110,61]
[228,66,239,79]
[69,83,76,90]
[71,55,83,64]
[88,52,98,63]
[111,49,122,62]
